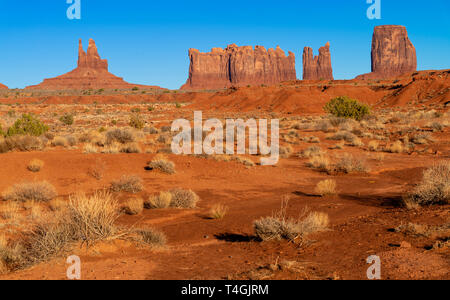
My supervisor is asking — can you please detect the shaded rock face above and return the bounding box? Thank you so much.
[27,39,161,90]
[357,25,417,80]
[181,44,296,90]
[302,42,334,80]
[0,83,8,89]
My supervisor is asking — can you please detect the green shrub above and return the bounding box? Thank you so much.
[59,114,74,126]
[7,114,48,137]
[324,96,370,121]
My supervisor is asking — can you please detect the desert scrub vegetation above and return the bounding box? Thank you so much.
[335,153,369,174]
[122,197,144,215]
[59,114,74,126]
[106,128,135,144]
[253,200,329,242]
[27,159,44,172]
[129,113,145,130]
[315,179,337,196]
[306,155,331,172]
[6,114,48,137]
[2,181,57,202]
[110,175,143,194]
[169,188,200,208]
[324,96,370,121]
[131,228,166,248]
[209,204,229,219]
[148,155,176,174]
[0,135,43,153]
[406,162,450,206]
[298,146,325,158]
[145,191,172,209]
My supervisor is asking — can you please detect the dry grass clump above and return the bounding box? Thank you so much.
[0,135,43,153]
[253,200,328,242]
[368,140,379,152]
[27,159,44,172]
[132,228,166,247]
[406,162,450,206]
[87,159,106,180]
[279,145,293,158]
[327,131,357,143]
[83,143,98,154]
[106,128,135,144]
[335,153,369,173]
[145,192,172,209]
[233,156,255,167]
[315,180,337,196]
[2,181,57,202]
[306,155,330,172]
[51,136,67,147]
[120,143,142,153]
[169,189,199,208]
[0,201,21,220]
[388,141,404,153]
[299,146,325,158]
[110,175,143,194]
[148,155,176,174]
[122,197,144,215]
[209,204,229,219]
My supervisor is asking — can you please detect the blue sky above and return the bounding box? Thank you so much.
[0,0,449,89]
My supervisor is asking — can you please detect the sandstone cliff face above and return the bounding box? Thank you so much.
[181,44,296,90]
[0,83,8,89]
[357,25,417,80]
[26,39,161,90]
[302,42,334,80]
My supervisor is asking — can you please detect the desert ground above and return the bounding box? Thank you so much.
[0,70,448,280]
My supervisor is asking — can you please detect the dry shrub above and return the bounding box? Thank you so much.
[306,155,330,171]
[368,140,379,152]
[148,155,176,174]
[27,159,44,172]
[0,135,43,152]
[83,143,98,154]
[87,159,106,180]
[279,145,293,158]
[299,146,324,158]
[327,131,357,143]
[111,175,143,194]
[335,153,369,173]
[123,197,144,215]
[145,191,172,209]
[209,204,229,219]
[2,181,57,202]
[315,179,337,196]
[106,128,135,144]
[233,156,255,167]
[133,228,166,247]
[388,141,404,153]
[48,198,67,212]
[169,189,199,208]
[68,190,120,241]
[253,200,328,242]
[120,143,142,153]
[407,162,450,206]
[51,136,67,147]
[0,201,21,220]
[101,142,120,154]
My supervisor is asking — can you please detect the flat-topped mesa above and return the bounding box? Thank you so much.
[181,44,296,90]
[302,42,334,80]
[26,39,162,90]
[356,25,417,80]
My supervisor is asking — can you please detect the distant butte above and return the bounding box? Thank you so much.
[26,39,163,90]
[302,42,334,80]
[181,44,296,90]
[356,25,417,80]
[0,83,8,89]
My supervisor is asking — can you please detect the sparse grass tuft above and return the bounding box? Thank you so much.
[2,181,57,202]
[110,175,143,194]
[148,155,176,174]
[169,189,199,208]
[145,192,172,209]
[27,159,44,172]
[123,197,144,215]
[209,204,229,219]
[315,180,337,196]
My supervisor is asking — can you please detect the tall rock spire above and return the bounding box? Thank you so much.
[302,42,334,80]
[77,38,108,70]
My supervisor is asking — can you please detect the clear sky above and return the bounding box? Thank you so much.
[0,0,449,89]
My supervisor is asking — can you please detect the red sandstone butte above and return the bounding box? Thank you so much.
[0,83,8,89]
[181,44,296,90]
[302,42,334,80]
[26,39,162,90]
[357,25,417,80]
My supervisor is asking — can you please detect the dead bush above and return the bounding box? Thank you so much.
[169,189,199,208]
[315,180,337,196]
[110,175,143,194]
[106,128,135,144]
[123,197,144,215]
[145,192,172,209]
[2,181,57,202]
[335,153,369,173]
[407,162,450,205]
[133,228,166,247]
[148,155,176,174]
[27,159,44,172]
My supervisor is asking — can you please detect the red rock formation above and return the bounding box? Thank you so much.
[181,44,296,90]
[0,83,8,89]
[302,42,334,80]
[356,25,417,80]
[27,39,162,90]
